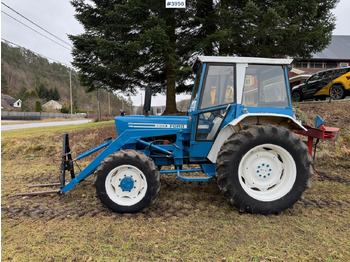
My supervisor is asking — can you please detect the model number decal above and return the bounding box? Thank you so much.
[155,124,187,128]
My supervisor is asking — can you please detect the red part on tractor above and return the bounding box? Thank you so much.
[293,124,339,156]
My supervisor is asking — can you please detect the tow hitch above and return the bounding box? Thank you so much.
[293,115,339,158]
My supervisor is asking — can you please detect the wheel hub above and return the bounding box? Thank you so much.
[119,176,135,192]
[106,165,147,206]
[256,163,272,179]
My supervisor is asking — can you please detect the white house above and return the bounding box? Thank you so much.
[1,94,22,110]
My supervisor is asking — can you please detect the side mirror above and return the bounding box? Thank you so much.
[143,86,152,116]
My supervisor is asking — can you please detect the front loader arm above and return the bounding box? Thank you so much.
[61,129,182,194]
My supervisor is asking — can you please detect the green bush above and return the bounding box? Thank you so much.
[34,100,42,112]
[60,102,70,113]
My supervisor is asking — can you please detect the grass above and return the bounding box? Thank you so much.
[2,105,350,261]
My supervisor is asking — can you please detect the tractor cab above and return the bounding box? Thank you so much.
[188,56,294,159]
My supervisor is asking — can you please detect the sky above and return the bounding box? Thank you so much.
[1,0,350,106]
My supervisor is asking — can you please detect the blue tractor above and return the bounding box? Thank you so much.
[20,56,338,214]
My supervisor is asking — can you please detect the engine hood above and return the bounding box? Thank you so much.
[114,115,191,136]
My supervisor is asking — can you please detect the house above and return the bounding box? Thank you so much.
[42,100,62,111]
[1,94,22,110]
[292,35,350,70]
[289,35,350,87]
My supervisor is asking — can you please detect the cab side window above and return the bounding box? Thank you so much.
[199,65,235,109]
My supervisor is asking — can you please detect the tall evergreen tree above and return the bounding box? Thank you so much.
[36,83,49,100]
[209,0,338,57]
[70,0,338,114]
[70,0,197,114]
[53,87,61,101]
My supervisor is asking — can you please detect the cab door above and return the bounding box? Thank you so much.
[189,64,236,159]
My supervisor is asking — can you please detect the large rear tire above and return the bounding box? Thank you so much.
[95,150,160,213]
[216,125,313,214]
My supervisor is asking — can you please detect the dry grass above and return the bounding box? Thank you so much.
[2,103,350,261]
[1,120,114,138]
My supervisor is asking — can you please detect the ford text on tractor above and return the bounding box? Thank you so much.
[18,56,338,215]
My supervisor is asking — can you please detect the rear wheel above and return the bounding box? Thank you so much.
[216,125,313,214]
[330,84,345,100]
[95,150,160,213]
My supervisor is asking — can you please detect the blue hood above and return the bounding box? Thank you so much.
[114,115,191,136]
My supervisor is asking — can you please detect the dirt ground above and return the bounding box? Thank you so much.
[1,101,349,261]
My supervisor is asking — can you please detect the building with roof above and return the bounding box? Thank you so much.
[42,100,63,111]
[1,94,22,110]
[292,35,350,71]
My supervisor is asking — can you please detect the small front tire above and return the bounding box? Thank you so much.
[95,150,160,213]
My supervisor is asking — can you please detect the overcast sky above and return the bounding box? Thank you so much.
[1,0,350,106]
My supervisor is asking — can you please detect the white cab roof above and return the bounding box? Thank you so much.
[197,56,293,65]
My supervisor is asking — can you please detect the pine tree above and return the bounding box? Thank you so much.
[70,0,338,114]
[70,0,197,114]
[53,87,61,100]
[36,83,49,100]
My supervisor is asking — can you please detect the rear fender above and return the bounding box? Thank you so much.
[207,113,306,163]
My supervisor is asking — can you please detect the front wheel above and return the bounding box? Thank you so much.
[95,150,160,213]
[216,125,313,214]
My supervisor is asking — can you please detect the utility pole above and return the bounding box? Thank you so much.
[69,69,73,118]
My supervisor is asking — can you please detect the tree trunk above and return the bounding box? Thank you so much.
[163,9,179,115]
[163,62,178,115]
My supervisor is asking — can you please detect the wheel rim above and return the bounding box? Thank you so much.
[105,165,148,206]
[238,144,296,202]
[330,86,344,99]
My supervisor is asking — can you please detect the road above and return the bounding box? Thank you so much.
[1,119,91,131]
